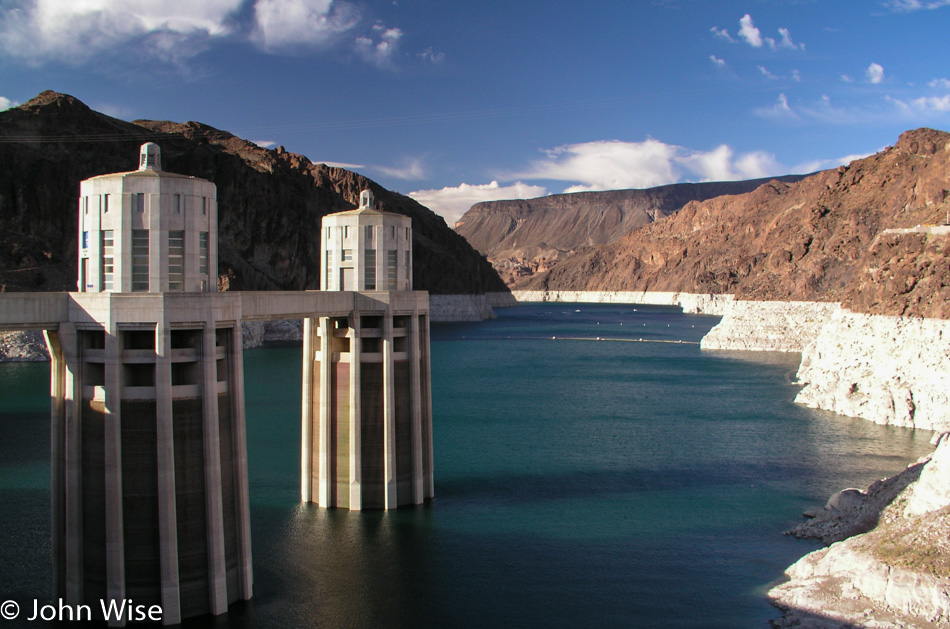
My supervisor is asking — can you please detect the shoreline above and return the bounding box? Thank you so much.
[513,290,950,433]
[512,290,950,627]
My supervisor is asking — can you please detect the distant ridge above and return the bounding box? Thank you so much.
[517,128,950,319]
[454,176,808,286]
[0,90,507,296]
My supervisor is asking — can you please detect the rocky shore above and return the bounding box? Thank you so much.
[769,433,950,628]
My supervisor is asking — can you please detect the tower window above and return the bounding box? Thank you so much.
[101,230,114,291]
[365,225,373,242]
[103,194,109,213]
[199,232,208,276]
[364,249,376,290]
[387,250,397,289]
[131,230,149,291]
[174,194,181,214]
[342,249,353,262]
[168,231,184,291]
[133,193,145,213]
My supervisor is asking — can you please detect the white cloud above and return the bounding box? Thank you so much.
[710,54,725,67]
[791,69,802,82]
[517,140,680,192]
[753,93,796,119]
[251,139,277,148]
[0,0,243,62]
[734,14,803,51]
[738,14,763,47]
[841,74,854,83]
[757,65,777,79]
[511,139,785,194]
[793,152,873,174]
[0,96,17,110]
[928,78,950,88]
[886,0,950,10]
[316,160,365,169]
[417,46,444,64]
[866,62,885,84]
[776,27,804,51]
[710,26,735,43]
[354,22,402,67]
[911,95,950,112]
[252,0,360,50]
[0,0,414,68]
[408,181,547,225]
[374,157,427,180]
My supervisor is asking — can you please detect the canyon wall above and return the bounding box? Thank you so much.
[698,298,949,432]
[794,308,950,433]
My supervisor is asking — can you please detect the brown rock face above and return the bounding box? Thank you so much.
[0,91,507,296]
[455,177,806,286]
[518,128,950,319]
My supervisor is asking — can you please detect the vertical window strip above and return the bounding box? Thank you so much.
[387,250,397,289]
[199,232,208,276]
[364,249,376,290]
[168,230,184,291]
[102,230,114,291]
[131,230,149,291]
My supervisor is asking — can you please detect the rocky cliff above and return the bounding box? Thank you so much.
[518,128,950,319]
[0,90,507,297]
[455,176,805,286]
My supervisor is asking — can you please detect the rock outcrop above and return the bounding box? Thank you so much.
[0,91,507,298]
[455,176,806,286]
[770,434,950,628]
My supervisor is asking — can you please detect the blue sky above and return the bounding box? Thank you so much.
[1,0,949,224]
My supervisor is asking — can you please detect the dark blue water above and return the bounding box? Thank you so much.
[0,304,934,627]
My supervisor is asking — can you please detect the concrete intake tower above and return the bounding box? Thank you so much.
[0,144,434,624]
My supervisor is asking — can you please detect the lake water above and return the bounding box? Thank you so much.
[0,303,935,627]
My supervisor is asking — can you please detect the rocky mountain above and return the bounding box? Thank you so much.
[518,128,950,319]
[0,91,507,296]
[455,176,806,286]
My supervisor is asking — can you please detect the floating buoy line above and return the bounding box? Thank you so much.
[457,336,699,345]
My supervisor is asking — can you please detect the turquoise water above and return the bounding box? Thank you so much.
[0,304,935,627]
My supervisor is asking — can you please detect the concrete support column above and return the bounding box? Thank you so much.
[200,321,228,615]
[154,321,180,625]
[45,328,66,599]
[422,314,434,499]
[229,323,253,600]
[300,318,314,503]
[103,324,125,626]
[317,318,332,507]
[408,311,424,504]
[348,313,362,511]
[58,324,83,604]
[382,310,397,509]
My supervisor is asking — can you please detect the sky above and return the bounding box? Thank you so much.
[1,1,949,225]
